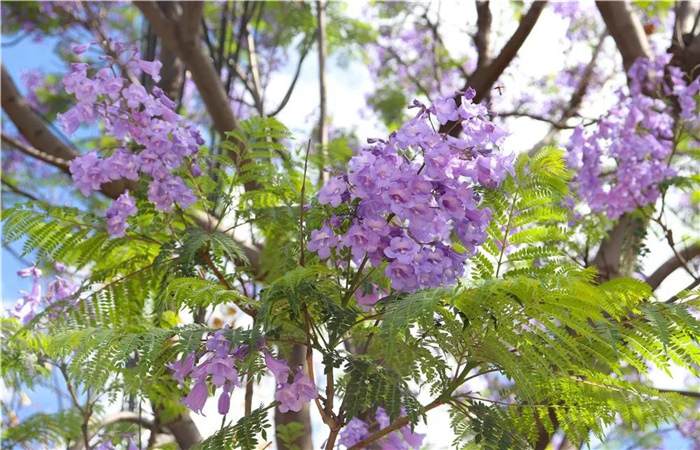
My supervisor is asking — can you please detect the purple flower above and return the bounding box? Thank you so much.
[318,176,347,207]
[290,372,318,404]
[339,418,370,447]
[384,236,420,264]
[137,60,162,83]
[275,383,303,413]
[356,283,386,311]
[58,102,94,135]
[307,222,339,259]
[217,391,230,415]
[182,380,208,414]
[169,353,195,384]
[72,43,91,55]
[105,191,137,237]
[17,264,42,278]
[264,350,290,384]
[342,222,381,260]
[385,260,418,291]
[206,356,240,388]
[47,276,77,302]
[432,96,459,125]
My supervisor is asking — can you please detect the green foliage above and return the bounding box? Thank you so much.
[0,409,83,448]
[275,422,305,450]
[193,405,271,450]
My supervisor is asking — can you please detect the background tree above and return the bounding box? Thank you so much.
[1,1,699,449]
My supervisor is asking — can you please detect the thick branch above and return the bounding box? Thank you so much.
[474,0,493,70]
[646,243,700,290]
[1,64,133,199]
[1,132,70,172]
[595,1,651,70]
[135,2,240,142]
[440,1,547,135]
[1,64,78,165]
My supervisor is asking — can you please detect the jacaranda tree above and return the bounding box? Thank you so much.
[1,1,699,449]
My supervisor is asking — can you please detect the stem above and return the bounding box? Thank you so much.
[300,140,312,267]
[347,398,445,449]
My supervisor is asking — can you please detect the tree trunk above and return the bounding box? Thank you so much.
[274,344,314,450]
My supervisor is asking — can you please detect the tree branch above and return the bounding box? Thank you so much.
[474,0,493,70]
[317,0,329,185]
[135,1,240,144]
[595,1,651,70]
[440,1,547,135]
[1,132,70,172]
[1,64,134,199]
[646,243,700,290]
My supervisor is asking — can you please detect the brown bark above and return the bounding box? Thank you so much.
[439,1,548,135]
[316,0,329,185]
[274,344,314,450]
[474,0,493,70]
[596,1,651,70]
[1,64,135,200]
[646,243,700,290]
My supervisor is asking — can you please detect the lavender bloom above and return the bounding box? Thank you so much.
[318,176,348,207]
[384,236,420,264]
[59,43,201,222]
[17,264,42,278]
[169,353,195,384]
[264,350,291,384]
[339,418,370,447]
[309,91,510,292]
[307,222,339,259]
[182,380,208,414]
[432,96,459,125]
[105,191,137,237]
[217,391,231,415]
[290,372,318,404]
[275,382,303,413]
[386,261,418,291]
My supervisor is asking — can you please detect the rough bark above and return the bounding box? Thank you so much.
[595,1,651,70]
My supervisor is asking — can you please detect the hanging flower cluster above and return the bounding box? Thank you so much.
[566,54,700,219]
[170,327,317,415]
[339,407,425,449]
[8,263,78,325]
[58,42,203,236]
[309,90,512,292]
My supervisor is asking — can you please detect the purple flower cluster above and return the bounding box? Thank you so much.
[58,42,203,235]
[170,326,243,415]
[339,407,425,449]
[310,91,512,292]
[105,190,137,237]
[95,433,138,450]
[171,329,317,415]
[8,264,78,325]
[264,350,319,413]
[356,283,388,312]
[567,54,699,219]
[364,13,475,103]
